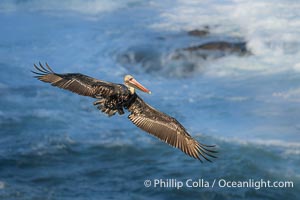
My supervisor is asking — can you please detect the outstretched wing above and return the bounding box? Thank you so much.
[128,96,217,162]
[32,63,116,98]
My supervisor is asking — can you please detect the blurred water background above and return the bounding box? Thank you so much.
[0,0,299,199]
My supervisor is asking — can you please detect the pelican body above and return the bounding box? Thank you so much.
[32,63,217,162]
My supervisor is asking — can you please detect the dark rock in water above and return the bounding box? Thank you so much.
[168,41,251,72]
[116,38,250,78]
[183,41,248,54]
[187,29,209,37]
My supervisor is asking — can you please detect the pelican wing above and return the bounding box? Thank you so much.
[32,63,116,98]
[128,96,217,162]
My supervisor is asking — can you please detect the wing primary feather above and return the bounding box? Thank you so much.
[39,62,50,73]
[196,144,218,159]
[197,154,203,163]
[45,62,55,73]
[34,64,48,74]
[198,142,216,148]
[194,145,212,162]
[197,147,213,162]
[192,149,201,160]
[31,70,45,76]
[197,143,218,154]
[186,145,193,159]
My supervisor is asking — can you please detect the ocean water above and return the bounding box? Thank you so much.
[0,0,299,199]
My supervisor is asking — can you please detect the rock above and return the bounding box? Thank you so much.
[170,41,250,62]
[183,41,248,54]
[187,29,209,37]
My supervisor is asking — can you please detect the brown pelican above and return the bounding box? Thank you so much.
[32,63,217,162]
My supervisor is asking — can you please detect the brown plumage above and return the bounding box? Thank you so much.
[32,63,217,162]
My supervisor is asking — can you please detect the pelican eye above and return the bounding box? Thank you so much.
[129,77,133,81]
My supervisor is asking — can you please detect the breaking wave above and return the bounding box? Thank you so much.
[150,0,300,76]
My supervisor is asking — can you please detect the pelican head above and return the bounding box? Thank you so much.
[124,75,151,94]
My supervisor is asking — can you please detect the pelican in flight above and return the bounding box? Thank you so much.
[32,63,217,162]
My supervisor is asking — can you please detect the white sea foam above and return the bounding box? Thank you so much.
[32,109,53,118]
[273,88,300,102]
[151,0,300,76]
[213,136,300,155]
[0,181,5,189]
